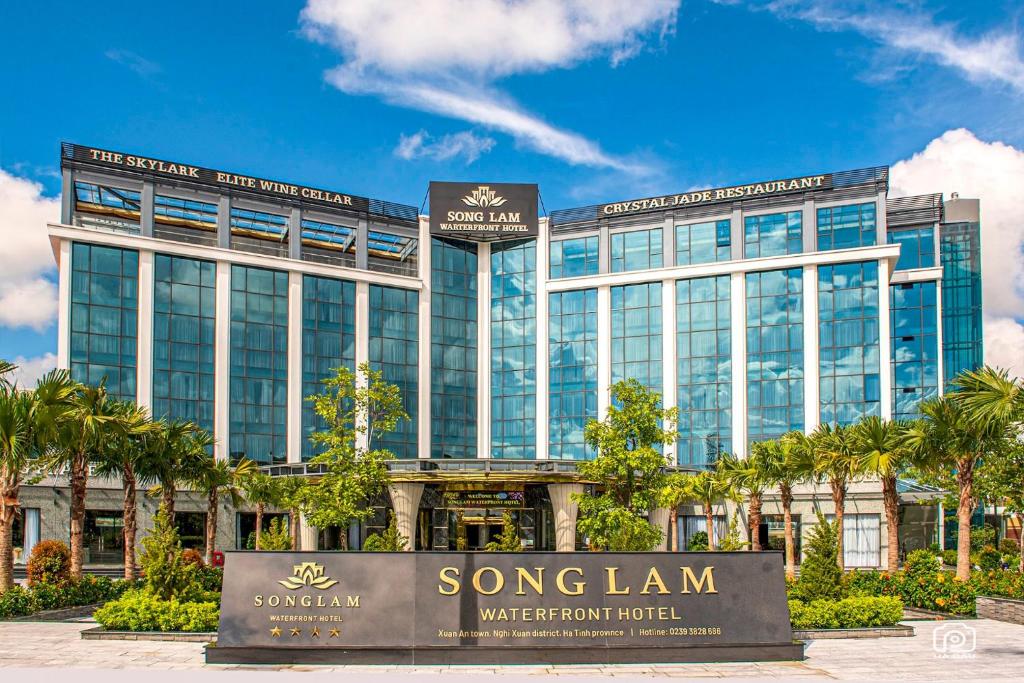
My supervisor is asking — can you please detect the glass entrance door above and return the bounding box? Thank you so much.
[84,510,124,565]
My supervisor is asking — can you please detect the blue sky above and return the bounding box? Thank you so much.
[2,0,1023,379]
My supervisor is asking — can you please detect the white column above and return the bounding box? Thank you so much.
[286,271,302,463]
[135,250,154,410]
[803,265,820,431]
[548,483,585,551]
[355,280,370,453]
[214,261,231,462]
[57,239,71,370]
[875,190,888,247]
[661,278,677,464]
[729,272,747,458]
[649,507,671,551]
[878,258,893,419]
[388,482,424,551]
[476,241,491,459]
[597,285,612,419]
[730,208,743,260]
[417,218,432,459]
[802,198,817,253]
[535,221,550,459]
[299,512,318,552]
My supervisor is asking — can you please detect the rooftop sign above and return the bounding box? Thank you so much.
[429,181,538,241]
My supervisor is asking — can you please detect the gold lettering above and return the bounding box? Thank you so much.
[605,567,630,595]
[680,566,718,594]
[641,567,670,595]
[300,595,311,607]
[515,567,544,596]
[346,595,360,608]
[268,595,280,607]
[254,595,263,607]
[556,567,585,596]
[438,567,461,595]
[285,596,295,607]
[472,567,504,595]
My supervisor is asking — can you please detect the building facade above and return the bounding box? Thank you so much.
[20,143,982,567]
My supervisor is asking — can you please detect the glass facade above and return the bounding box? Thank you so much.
[817,203,876,251]
[611,228,663,272]
[229,207,288,240]
[152,255,215,431]
[746,268,804,444]
[818,261,881,426]
[890,282,939,419]
[73,181,141,232]
[229,265,288,464]
[548,289,598,460]
[491,240,537,459]
[549,236,598,279]
[70,243,139,401]
[888,226,936,270]
[745,212,802,258]
[676,276,731,468]
[369,285,419,458]
[675,220,730,265]
[154,195,218,230]
[301,275,356,460]
[610,282,662,392]
[940,222,983,388]
[430,239,477,458]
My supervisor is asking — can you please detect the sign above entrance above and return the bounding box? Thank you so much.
[442,488,525,509]
[429,181,539,241]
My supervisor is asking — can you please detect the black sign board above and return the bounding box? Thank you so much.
[207,551,800,665]
[429,181,538,242]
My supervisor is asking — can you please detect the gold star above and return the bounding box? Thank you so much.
[310,627,320,639]
[270,627,282,638]
[328,628,340,638]
[290,627,301,637]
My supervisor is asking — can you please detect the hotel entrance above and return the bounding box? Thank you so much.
[414,483,553,551]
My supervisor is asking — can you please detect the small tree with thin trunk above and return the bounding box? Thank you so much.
[718,451,771,551]
[659,472,694,552]
[766,433,807,578]
[193,457,254,565]
[682,468,733,551]
[242,472,280,550]
[276,476,308,550]
[851,416,910,571]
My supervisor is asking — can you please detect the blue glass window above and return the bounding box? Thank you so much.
[548,289,597,460]
[229,207,288,241]
[677,276,731,467]
[890,282,939,419]
[369,285,419,458]
[746,268,804,444]
[301,275,356,460]
[676,220,730,265]
[550,236,598,279]
[744,212,802,258]
[229,265,288,465]
[301,219,355,254]
[611,282,662,392]
[154,195,217,230]
[73,181,141,232]
[940,222,983,388]
[70,243,138,400]
[818,262,881,426]
[611,228,663,272]
[888,226,936,270]
[430,239,477,458]
[817,203,876,251]
[491,239,537,460]
[367,230,418,277]
[152,255,215,432]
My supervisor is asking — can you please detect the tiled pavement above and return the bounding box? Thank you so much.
[1,619,1023,681]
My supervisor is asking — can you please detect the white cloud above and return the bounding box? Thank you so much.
[759,1,1024,92]
[0,170,60,332]
[301,0,678,170]
[395,129,496,164]
[105,49,161,78]
[890,128,1024,378]
[6,353,57,388]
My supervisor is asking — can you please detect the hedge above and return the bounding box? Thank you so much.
[93,589,219,632]
[0,575,135,619]
[788,596,903,630]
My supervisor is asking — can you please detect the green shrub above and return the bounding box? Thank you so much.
[256,517,292,550]
[971,570,1024,599]
[788,596,903,629]
[795,513,844,602]
[941,549,958,567]
[999,538,1019,555]
[484,510,520,552]
[181,548,205,567]
[928,542,941,555]
[845,570,897,598]
[94,589,219,632]
[195,567,223,593]
[0,585,37,619]
[687,531,708,552]
[139,504,199,601]
[26,540,71,587]
[976,547,1002,571]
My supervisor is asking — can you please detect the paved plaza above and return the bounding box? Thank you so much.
[1,619,1023,681]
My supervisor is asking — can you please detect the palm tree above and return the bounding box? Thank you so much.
[242,472,280,549]
[658,472,695,552]
[276,476,308,550]
[905,395,1012,580]
[718,452,770,551]
[0,360,16,386]
[144,420,212,521]
[851,417,909,571]
[797,423,861,569]
[192,457,254,564]
[765,433,806,579]
[683,468,734,551]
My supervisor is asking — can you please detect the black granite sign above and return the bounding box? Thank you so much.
[429,182,538,241]
[207,551,800,665]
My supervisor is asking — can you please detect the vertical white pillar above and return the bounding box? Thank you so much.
[355,280,370,453]
[802,198,817,253]
[286,272,302,463]
[476,241,491,459]
[875,190,888,247]
[661,278,677,464]
[417,218,432,459]
[803,265,820,431]
[388,482,424,551]
[135,250,154,410]
[878,258,893,419]
[730,208,743,261]
[597,285,612,419]
[729,272,747,458]
[535,221,550,459]
[214,261,231,462]
[57,239,71,371]
[548,483,585,551]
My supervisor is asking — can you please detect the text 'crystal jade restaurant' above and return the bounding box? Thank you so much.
[22,143,982,566]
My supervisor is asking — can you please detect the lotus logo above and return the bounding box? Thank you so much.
[278,562,338,590]
[462,186,507,208]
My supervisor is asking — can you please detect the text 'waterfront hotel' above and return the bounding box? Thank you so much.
[24,143,981,564]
